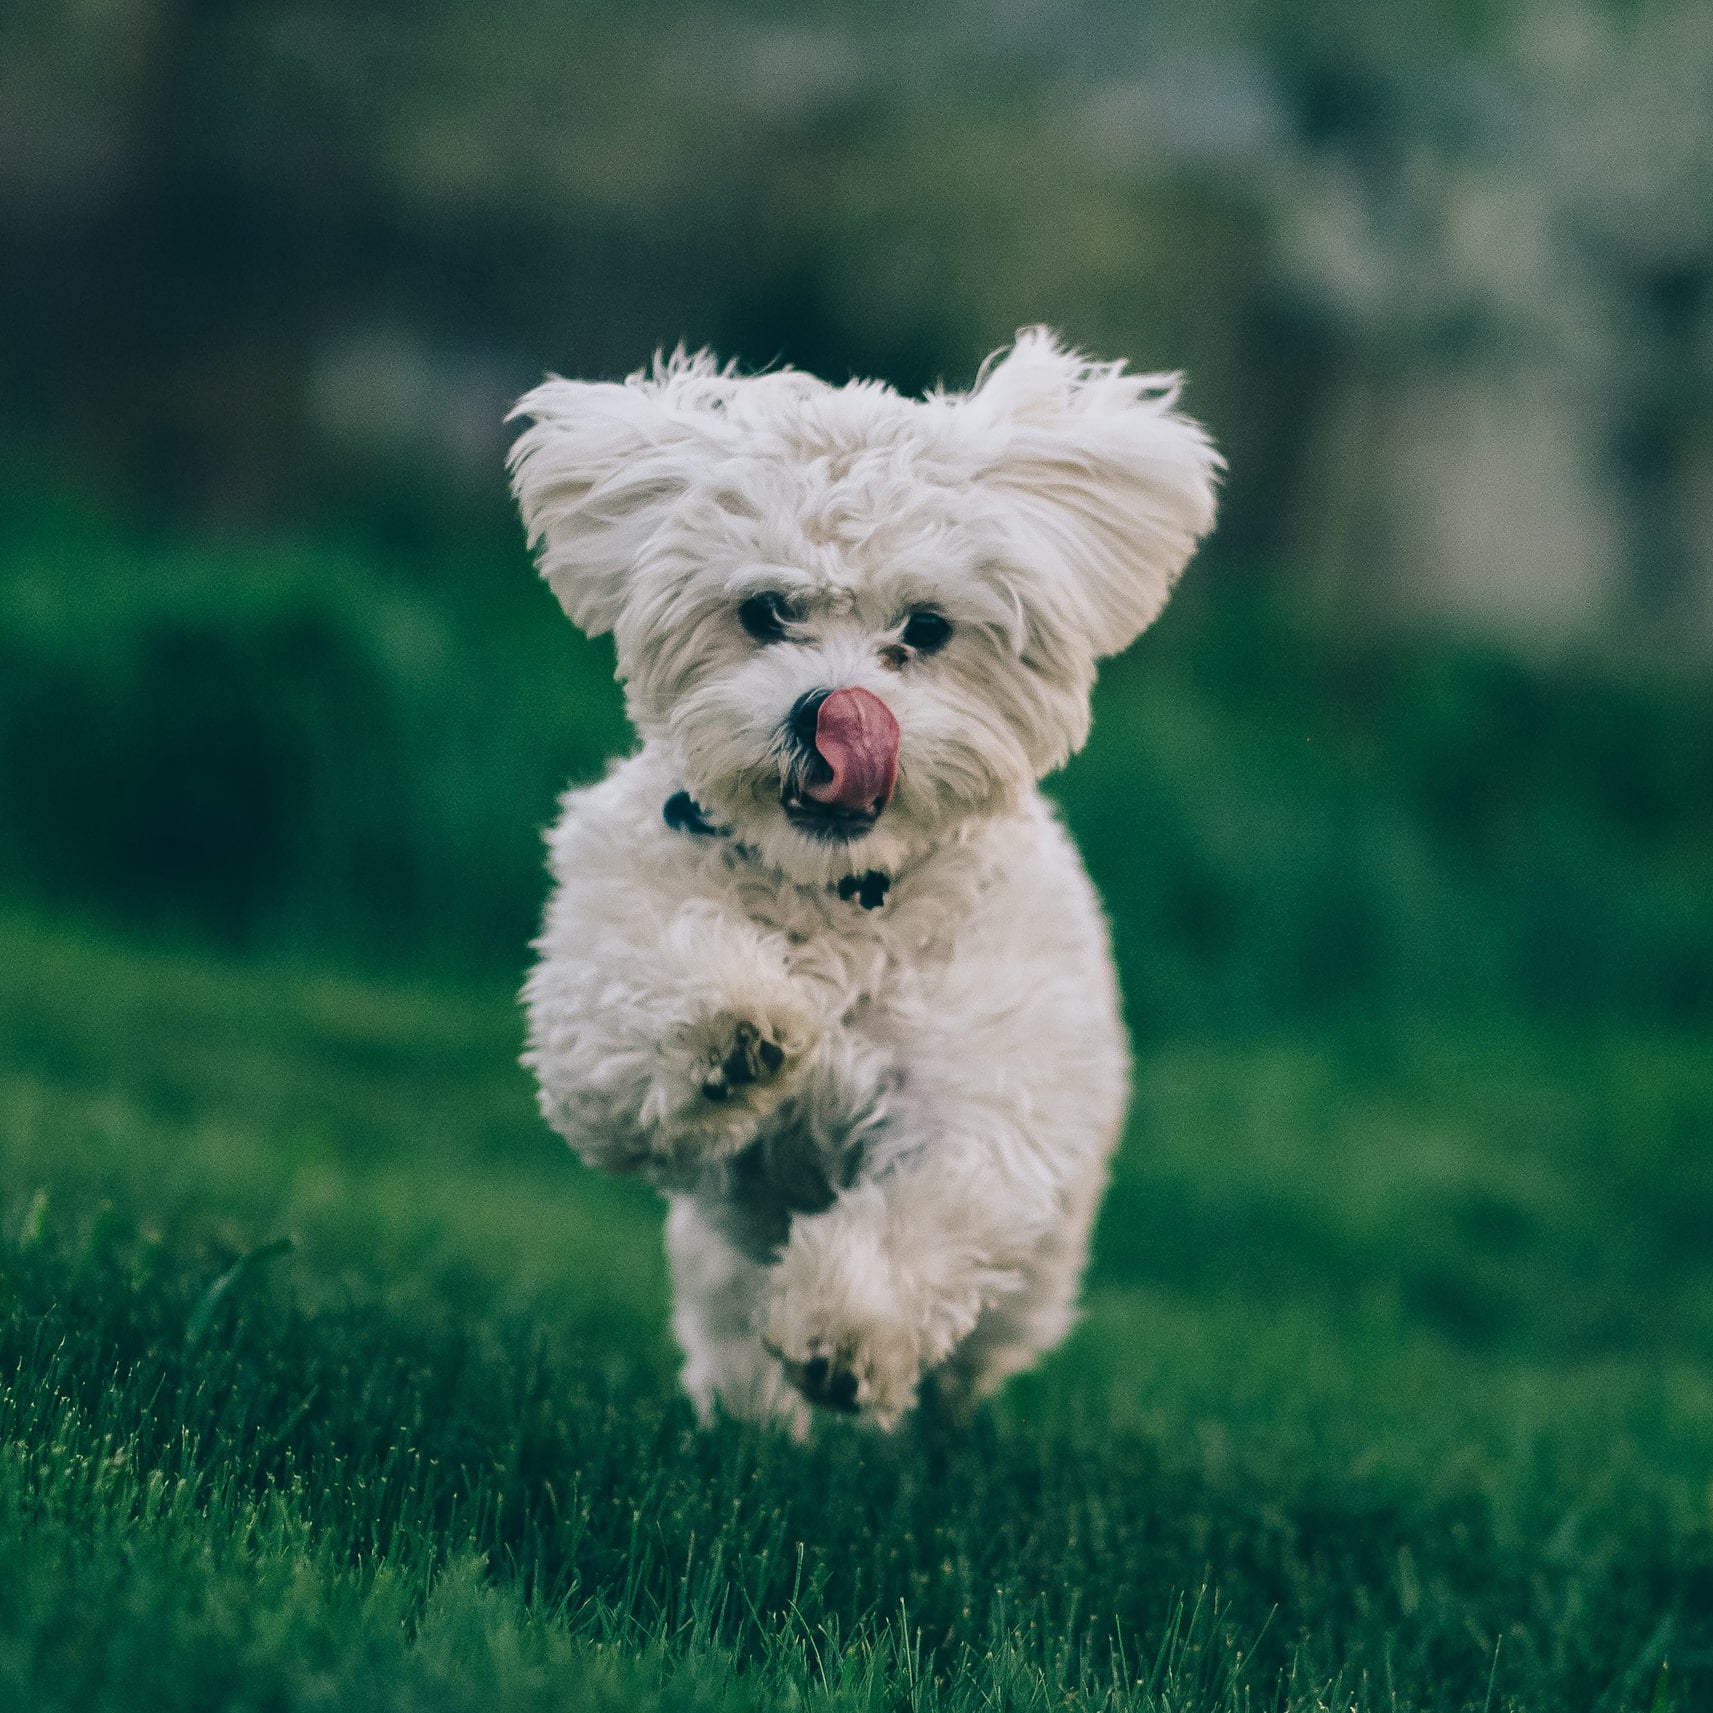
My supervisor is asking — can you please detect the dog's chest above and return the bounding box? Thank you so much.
[692,855,989,1262]
[735,864,965,1021]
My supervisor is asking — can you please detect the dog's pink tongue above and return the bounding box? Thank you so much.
[809,688,900,813]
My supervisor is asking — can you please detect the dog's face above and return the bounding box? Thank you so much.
[509,330,1219,881]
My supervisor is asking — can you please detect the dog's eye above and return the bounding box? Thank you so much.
[738,593,792,643]
[900,610,952,654]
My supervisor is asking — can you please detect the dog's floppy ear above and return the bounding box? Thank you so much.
[508,359,719,635]
[969,329,1222,657]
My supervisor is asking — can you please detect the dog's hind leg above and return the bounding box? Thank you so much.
[665,1196,813,1439]
[933,1186,1101,1410]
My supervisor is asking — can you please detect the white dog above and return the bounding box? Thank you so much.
[509,330,1219,1433]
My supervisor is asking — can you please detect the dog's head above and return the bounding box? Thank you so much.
[509,329,1220,881]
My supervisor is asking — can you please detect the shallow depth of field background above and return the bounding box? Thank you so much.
[1,5,1711,1711]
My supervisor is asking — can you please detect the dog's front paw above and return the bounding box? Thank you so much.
[634,992,820,1180]
[766,1321,924,1430]
[699,1018,788,1103]
[762,1240,932,1430]
[673,997,818,1127]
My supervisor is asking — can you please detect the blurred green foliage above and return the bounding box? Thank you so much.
[4,0,1711,627]
[2,485,1708,1037]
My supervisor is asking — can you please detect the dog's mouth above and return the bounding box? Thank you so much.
[780,686,899,842]
[780,788,883,841]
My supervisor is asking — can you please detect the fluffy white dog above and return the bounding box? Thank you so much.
[509,330,1219,1434]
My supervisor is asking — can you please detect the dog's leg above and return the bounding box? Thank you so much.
[527,898,820,1185]
[760,936,1123,1429]
[930,1187,1103,1408]
[755,854,1131,1428]
[761,1135,1079,1429]
[665,1198,813,1439]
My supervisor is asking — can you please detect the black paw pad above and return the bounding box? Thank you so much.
[799,1354,860,1413]
[702,1022,785,1100]
[720,1022,766,1086]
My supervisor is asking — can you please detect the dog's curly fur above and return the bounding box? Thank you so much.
[509,330,1220,1433]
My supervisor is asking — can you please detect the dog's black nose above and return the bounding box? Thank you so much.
[788,689,829,752]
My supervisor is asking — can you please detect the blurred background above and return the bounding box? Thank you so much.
[7,0,1713,606]
[3,0,1712,1021]
[3,11,1712,1702]
[2,0,1712,1286]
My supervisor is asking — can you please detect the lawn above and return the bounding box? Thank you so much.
[0,502,1709,1708]
[2,908,1709,1711]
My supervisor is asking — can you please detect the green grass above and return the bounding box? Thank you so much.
[1,491,1710,1705]
[2,909,1709,1711]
